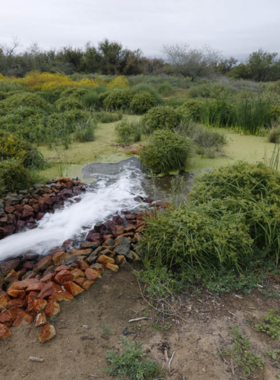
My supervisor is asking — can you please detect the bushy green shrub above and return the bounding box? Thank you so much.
[74,118,96,142]
[103,89,134,110]
[94,111,122,123]
[97,90,113,108]
[132,83,162,103]
[0,130,45,168]
[270,105,280,121]
[55,97,84,112]
[156,81,174,96]
[1,92,51,111]
[59,87,90,99]
[180,100,204,121]
[141,162,280,271]
[130,91,157,114]
[140,130,191,174]
[0,160,35,194]
[82,86,108,109]
[142,106,181,133]
[115,120,141,144]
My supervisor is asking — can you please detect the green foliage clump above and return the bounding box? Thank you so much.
[132,83,162,104]
[268,126,280,143]
[266,349,280,362]
[130,91,157,114]
[0,130,44,168]
[55,97,84,112]
[97,90,113,108]
[82,86,108,109]
[270,105,280,120]
[103,89,134,110]
[156,81,174,96]
[0,160,35,194]
[94,111,122,123]
[201,99,235,127]
[74,118,96,142]
[255,310,280,340]
[140,130,191,174]
[221,326,265,377]
[104,338,163,380]
[142,106,181,133]
[1,92,51,111]
[116,120,141,144]
[180,99,204,121]
[59,87,90,100]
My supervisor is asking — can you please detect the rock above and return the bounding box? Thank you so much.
[114,225,125,236]
[54,265,69,273]
[125,213,136,220]
[64,281,84,297]
[0,323,12,339]
[0,260,20,277]
[97,255,115,266]
[33,256,52,273]
[125,224,136,232]
[82,280,94,290]
[71,269,85,279]
[37,282,62,299]
[114,237,131,257]
[40,272,55,283]
[39,324,56,343]
[77,259,89,270]
[6,299,26,309]
[100,249,115,257]
[26,282,45,292]
[48,291,74,302]
[0,313,12,325]
[28,299,48,314]
[90,263,104,272]
[13,310,33,327]
[35,312,47,327]
[62,239,73,249]
[54,270,73,285]
[116,255,127,265]
[52,251,67,266]
[7,306,22,321]
[86,231,101,243]
[0,294,11,311]
[45,300,60,318]
[69,248,92,257]
[7,289,26,299]
[26,291,39,305]
[85,268,100,281]
[105,263,119,272]
[63,253,79,266]
[80,241,100,250]
[5,270,20,284]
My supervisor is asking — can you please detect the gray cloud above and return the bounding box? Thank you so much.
[0,0,279,60]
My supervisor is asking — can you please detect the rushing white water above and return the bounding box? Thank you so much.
[0,165,146,261]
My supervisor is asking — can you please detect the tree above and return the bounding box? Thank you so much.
[163,43,222,80]
[247,49,280,81]
[217,57,238,75]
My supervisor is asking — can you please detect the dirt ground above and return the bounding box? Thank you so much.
[0,264,279,380]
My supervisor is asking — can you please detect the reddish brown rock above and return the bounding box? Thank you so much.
[26,291,39,305]
[33,256,52,273]
[39,324,56,343]
[82,280,94,290]
[54,270,73,285]
[115,225,125,236]
[85,268,100,281]
[7,289,26,299]
[48,291,74,302]
[0,313,12,325]
[35,312,47,327]
[26,282,45,292]
[90,263,104,273]
[7,306,22,322]
[5,204,15,213]
[45,300,60,318]
[125,224,136,232]
[64,281,84,297]
[28,299,48,314]
[0,324,12,339]
[74,277,85,287]
[13,310,33,327]
[52,251,67,266]
[86,231,101,243]
[77,259,89,270]
[105,263,119,272]
[97,255,115,266]
[116,255,127,265]
[69,248,92,257]
[0,259,20,276]
[40,272,55,283]
[6,299,26,309]
[54,265,69,273]
[71,268,85,279]
[0,294,11,311]
[5,270,20,284]
[37,282,62,299]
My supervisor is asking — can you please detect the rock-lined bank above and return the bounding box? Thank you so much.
[0,182,169,342]
[0,177,86,240]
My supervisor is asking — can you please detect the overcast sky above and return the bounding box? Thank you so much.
[0,0,279,60]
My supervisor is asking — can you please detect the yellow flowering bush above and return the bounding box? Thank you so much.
[107,76,129,89]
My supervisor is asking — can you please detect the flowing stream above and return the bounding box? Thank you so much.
[0,158,147,261]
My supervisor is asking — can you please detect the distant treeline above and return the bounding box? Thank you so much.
[1,38,280,82]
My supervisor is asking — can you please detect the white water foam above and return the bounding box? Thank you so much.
[0,166,146,261]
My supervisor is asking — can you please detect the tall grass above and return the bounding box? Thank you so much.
[74,118,96,142]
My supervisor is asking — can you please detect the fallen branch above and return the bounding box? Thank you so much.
[168,346,183,374]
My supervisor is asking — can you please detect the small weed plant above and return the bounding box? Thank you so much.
[255,309,280,340]
[104,338,163,380]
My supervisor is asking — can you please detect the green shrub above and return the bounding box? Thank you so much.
[140,130,191,174]
[163,97,186,108]
[0,130,44,168]
[132,83,162,103]
[201,100,235,127]
[82,86,108,109]
[180,100,204,121]
[142,106,181,133]
[255,310,280,340]
[0,160,35,194]
[55,97,84,112]
[74,118,96,142]
[105,338,163,380]
[103,89,134,111]
[59,87,90,99]
[156,82,174,96]
[116,120,141,144]
[93,111,122,123]
[268,126,280,143]
[97,90,113,107]
[270,105,280,121]
[1,92,51,111]
[130,91,157,114]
